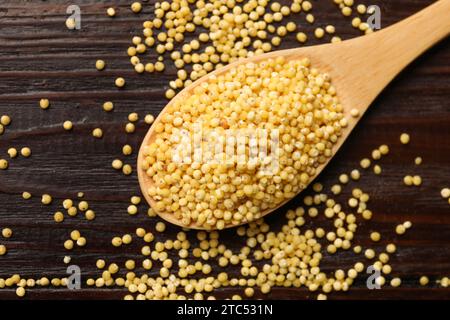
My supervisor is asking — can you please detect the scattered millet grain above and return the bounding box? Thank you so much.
[39,98,50,110]
[95,60,106,71]
[131,2,142,13]
[41,194,52,205]
[16,287,26,297]
[373,165,382,175]
[395,224,406,235]
[22,192,32,200]
[103,101,114,112]
[390,277,402,287]
[360,158,371,169]
[112,159,123,170]
[64,240,74,250]
[144,114,155,124]
[107,7,116,17]
[20,147,31,157]
[54,212,64,223]
[419,276,429,286]
[2,228,12,238]
[370,232,381,242]
[65,17,76,30]
[0,115,11,126]
[441,188,450,199]
[92,128,103,139]
[122,164,132,175]
[115,77,126,88]
[7,148,17,158]
[63,121,73,131]
[125,123,135,133]
[414,157,422,165]
[400,133,410,144]
[0,159,8,170]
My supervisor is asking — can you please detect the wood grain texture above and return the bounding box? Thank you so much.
[0,0,449,300]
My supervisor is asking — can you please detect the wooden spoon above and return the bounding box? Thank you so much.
[138,0,450,230]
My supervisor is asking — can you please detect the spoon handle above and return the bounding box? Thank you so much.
[333,0,450,109]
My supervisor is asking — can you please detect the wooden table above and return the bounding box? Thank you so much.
[0,0,449,300]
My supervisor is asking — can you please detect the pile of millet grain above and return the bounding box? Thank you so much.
[0,0,449,300]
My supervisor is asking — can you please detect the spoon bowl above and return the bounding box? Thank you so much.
[138,0,450,230]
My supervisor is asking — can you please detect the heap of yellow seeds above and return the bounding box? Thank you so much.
[122,0,374,98]
[141,56,347,229]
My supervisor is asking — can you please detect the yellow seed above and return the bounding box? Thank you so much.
[357,4,367,14]
[155,222,166,232]
[403,175,413,186]
[379,144,389,155]
[0,115,11,126]
[115,77,126,88]
[128,113,139,123]
[370,232,381,242]
[395,224,406,235]
[0,159,8,170]
[122,234,132,244]
[85,210,95,220]
[67,206,77,217]
[103,101,114,112]
[96,259,106,269]
[65,17,76,30]
[441,188,450,199]
[64,239,74,250]
[403,221,412,229]
[400,133,410,144]
[373,165,382,175]
[314,28,325,39]
[16,287,26,297]
[325,25,335,34]
[127,205,138,215]
[54,212,64,223]
[38,98,50,109]
[7,148,17,158]
[95,60,106,71]
[360,158,371,169]
[350,108,360,117]
[131,2,142,13]
[21,147,31,157]
[2,228,12,238]
[63,121,73,131]
[92,128,103,138]
[77,237,87,247]
[122,164,132,175]
[125,123,135,133]
[112,159,123,170]
[106,7,116,17]
[78,201,89,211]
[386,243,396,253]
[419,276,429,286]
[412,175,422,186]
[145,114,155,124]
[390,278,401,287]
[414,157,422,165]
[122,145,133,156]
[350,169,360,180]
[341,6,352,16]
[131,196,141,205]
[244,287,254,297]
[70,230,81,241]
[22,192,32,200]
[112,237,122,247]
[0,245,6,255]
[41,194,52,205]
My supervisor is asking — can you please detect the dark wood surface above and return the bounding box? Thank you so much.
[0,0,449,300]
